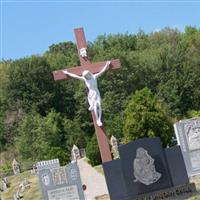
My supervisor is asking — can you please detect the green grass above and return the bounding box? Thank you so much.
[94,165,104,175]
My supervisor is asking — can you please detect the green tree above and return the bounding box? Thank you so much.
[16,110,85,164]
[6,56,77,118]
[7,56,56,115]
[0,61,10,149]
[2,26,200,166]
[187,110,200,118]
[45,42,79,70]
[63,118,86,154]
[86,134,101,166]
[123,88,173,146]
[16,111,61,163]
[0,114,6,149]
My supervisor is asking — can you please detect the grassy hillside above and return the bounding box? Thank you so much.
[1,171,41,200]
[1,170,200,200]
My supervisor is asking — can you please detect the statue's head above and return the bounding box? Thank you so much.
[79,48,87,58]
[82,70,93,80]
[136,147,147,158]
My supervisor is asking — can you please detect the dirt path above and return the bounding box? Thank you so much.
[77,159,109,200]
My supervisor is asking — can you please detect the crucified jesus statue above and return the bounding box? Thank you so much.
[63,61,111,127]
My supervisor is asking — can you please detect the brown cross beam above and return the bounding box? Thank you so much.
[52,28,121,163]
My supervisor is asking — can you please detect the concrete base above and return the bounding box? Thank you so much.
[130,183,197,200]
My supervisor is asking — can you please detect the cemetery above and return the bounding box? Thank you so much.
[1,26,200,200]
[1,3,200,200]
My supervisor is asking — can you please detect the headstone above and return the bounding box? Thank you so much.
[12,159,20,175]
[13,194,18,200]
[0,178,8,191]
[103,137,196,200]
[18,178,31,193]
[36,159,60,171]
[110,135,119,159]
[38,162,85,200]
[79,148,86,158]
[13,189,23,200]
[174,117,200,177]
[71,145,81,162]
[31,164,37,174]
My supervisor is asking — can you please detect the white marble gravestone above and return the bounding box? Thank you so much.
[174,117,200,176]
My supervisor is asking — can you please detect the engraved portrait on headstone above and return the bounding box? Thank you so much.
[70,168,78,181]
[187,125,200,151]
[42,173,50,186]
[133,147,161,185]
[174,118,200,176]
[51,167,67,185]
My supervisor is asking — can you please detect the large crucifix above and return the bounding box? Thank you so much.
[52,28,121,163]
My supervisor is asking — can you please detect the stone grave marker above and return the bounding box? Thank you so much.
[103,137,196,200]
[0,178,8,191]
[36,159,60,171]
[12,159,20,175]
[110,135,119,159]
[71,144,81,162]
[174,117,200,177]
[38,162,85,200]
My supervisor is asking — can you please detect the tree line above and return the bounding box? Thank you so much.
[0,26,200,168]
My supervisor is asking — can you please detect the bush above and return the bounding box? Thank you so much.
[123,88,173,147]
[86,134,101,166]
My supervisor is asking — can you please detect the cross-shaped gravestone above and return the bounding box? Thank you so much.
[52,28,121,162]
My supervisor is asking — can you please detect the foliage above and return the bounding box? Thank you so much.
[0,62,10,149]
[86,134,101,166]
[1,26,200,165]
[62,118,86,155]
[0,162,12,174]
[15,110,84,165]
[123,88,173,146]
[6,56,54,115]
[187,110,200,118]
[0,114,6,148]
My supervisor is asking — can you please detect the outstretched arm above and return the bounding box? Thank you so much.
[94,61,111,78]
[63,70,84,80]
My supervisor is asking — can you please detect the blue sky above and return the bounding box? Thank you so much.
[1,1,200,60]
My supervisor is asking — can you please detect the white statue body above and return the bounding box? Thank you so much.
[63,61,111,126]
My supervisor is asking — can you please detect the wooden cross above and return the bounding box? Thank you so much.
[52,28,121,163]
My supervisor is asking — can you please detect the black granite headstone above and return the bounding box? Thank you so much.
[103,159,127,200]
[164,145,189,186]
[103,137,196,200]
